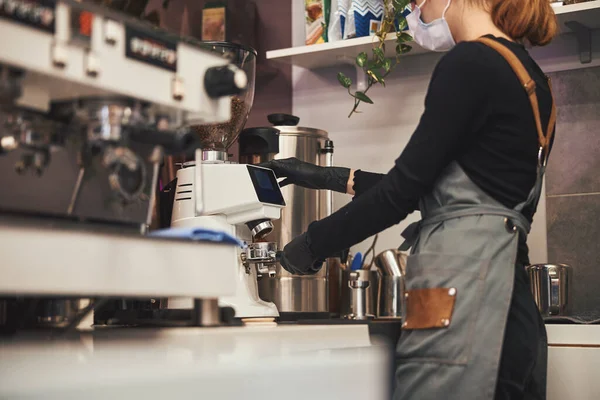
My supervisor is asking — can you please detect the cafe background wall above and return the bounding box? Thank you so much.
[289,1,551,263]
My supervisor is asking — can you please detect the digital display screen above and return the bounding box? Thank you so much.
[247,166,285,206]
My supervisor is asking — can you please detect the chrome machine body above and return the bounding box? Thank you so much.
[240,114,333,316]
[0,0,243,228]
[0,0,248,329]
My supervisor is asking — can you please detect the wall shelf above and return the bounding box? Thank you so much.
[266,33,426,70]
[266,0,600,71]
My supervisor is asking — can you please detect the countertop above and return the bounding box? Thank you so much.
[546,323,600,346]
[0,325,389,400]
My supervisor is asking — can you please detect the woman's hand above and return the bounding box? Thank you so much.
[277,232,324,275]
[260,157,351,193]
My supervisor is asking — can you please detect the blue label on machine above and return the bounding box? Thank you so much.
[0,0,56,33]
[125,26,178,72]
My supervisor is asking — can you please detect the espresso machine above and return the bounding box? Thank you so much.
[0,0,247,330]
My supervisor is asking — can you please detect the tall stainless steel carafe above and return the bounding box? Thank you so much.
[239,114,333,316]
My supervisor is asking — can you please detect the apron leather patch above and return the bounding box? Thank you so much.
[403,287,457,330]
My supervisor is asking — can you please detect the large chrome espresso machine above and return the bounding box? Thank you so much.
[0,0,249,330]
[239,114,335,318]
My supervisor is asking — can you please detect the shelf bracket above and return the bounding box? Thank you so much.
[564,20,592,64]
[336,56,368,92]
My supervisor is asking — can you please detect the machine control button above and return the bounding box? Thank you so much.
[51,43,67,68]
[172,77,184,101]
[104,19,119,45]
[85,52,99,77]
[0,136,17,153]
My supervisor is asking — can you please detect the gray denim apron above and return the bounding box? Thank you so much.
[392,38,556,400]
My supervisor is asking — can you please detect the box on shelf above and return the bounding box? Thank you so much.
[350,0,384,38]
[201,0,257,48]
[305,0,330,45]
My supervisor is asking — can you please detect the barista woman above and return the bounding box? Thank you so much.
[262,0,557,399]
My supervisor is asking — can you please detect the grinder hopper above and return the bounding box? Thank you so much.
[187,42,257,153]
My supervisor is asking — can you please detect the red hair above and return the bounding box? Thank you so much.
[470,0,558,46]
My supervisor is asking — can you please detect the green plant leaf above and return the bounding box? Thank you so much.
[367,60,381,70]
[393,0,411,10]
[337,72,352,89]
[355,52,368,68]
[396,43,412,54]
[397,17,408,31]
[396,32,412,43]
[368,69,385,86]
[354,91,374,104]
[373,47,385,62]
[382,58,392,73]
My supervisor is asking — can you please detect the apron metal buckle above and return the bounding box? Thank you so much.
[504,218,517,233]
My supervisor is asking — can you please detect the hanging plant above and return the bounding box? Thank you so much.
[338,0,413,118]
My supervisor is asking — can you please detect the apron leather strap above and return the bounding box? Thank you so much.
[475,37,557,163]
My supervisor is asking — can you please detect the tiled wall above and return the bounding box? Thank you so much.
[546,66,600,320]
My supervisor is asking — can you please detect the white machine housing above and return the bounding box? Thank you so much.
[0,0,231,122]
[171,163,285,319]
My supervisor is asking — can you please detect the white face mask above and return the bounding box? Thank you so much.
[406,0,455,52]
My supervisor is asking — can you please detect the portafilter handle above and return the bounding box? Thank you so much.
[125,126,197,155]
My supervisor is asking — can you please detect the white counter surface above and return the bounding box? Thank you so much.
[546,324,600,400]
[546,323,600,346]
[0,324,389,400]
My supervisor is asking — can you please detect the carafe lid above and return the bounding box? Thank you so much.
[267,113,327,138]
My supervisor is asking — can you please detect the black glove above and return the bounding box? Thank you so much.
[260,158,350,193]
[277,232,324,275]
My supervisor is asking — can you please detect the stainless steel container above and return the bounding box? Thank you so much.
[526,264,572,317]
[340,269,379,318]
[242,114,333,314]
[374,249,406,319]
[341,269,376,320]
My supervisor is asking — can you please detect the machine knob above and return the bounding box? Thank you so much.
[204,65,247,98]
[126,125,197,155]
[103,146,146,203]
[0,136,17,154]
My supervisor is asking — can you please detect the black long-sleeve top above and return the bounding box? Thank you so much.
[307,36,554,264]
